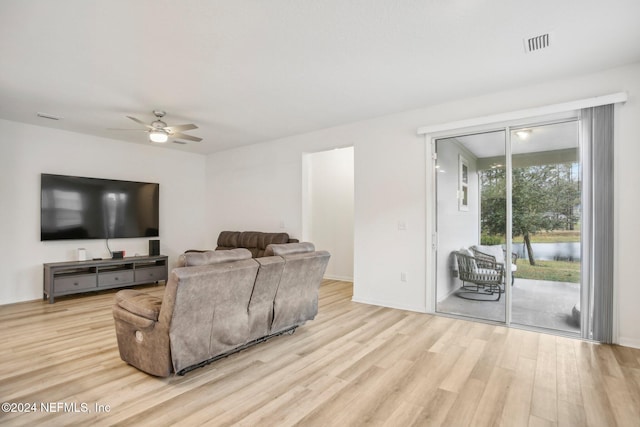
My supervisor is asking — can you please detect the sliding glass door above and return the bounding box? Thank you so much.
[435,130,507,323]
[434,119,583,336]
[509,122,581,333]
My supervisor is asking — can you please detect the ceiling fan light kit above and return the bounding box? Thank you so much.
[111,110,202,145]
[149,130,169,143]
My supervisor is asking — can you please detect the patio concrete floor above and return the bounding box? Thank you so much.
[437,278,580,334]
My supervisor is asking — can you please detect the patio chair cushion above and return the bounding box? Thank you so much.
[460,248,474,257]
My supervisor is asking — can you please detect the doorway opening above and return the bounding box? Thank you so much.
[302,147,354,282]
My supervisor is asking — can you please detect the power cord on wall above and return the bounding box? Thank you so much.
[105,238,112,258]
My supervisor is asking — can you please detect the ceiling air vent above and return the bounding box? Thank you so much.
[523,32,552,53]
[37,112,62,120]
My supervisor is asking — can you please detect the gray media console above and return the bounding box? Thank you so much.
[43,255,168,303]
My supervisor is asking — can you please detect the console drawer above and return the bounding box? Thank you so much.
[135,266,167,282]
[54,275,96,292]
[98,270,134,286]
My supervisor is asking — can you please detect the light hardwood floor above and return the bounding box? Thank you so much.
[1,280,639,426]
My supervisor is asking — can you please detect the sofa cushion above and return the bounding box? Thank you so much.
[116,289,163,321]
[178,248,252,267]
[213,231,294,257]
[217,231,240,249]
[256,233,290,257]
[270,250,330,333]
[257,233,290,249]
[264,242,315,257]
[239,231,260,248]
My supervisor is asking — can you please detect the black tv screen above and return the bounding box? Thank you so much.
[41,174,159,241]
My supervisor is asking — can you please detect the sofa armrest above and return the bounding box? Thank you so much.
[112,304,156,329]
[115,289,162,321]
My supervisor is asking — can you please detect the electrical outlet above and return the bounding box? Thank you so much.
[400,272,407,282]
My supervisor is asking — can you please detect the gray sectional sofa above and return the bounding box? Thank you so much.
[112,241,330,377]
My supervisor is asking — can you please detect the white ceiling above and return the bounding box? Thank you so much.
[1,1,639,154]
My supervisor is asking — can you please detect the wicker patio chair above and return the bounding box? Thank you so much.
[455,250,505,301]
[471,246,518,285]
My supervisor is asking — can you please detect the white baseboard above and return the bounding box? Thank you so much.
[351,296,426,313]
[618,336,640,349]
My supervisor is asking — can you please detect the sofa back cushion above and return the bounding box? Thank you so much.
[256,233,290,257]
[264,242,315,257]
[216,231,240,250]
[178,248,251,267]
[270,250,330,334]
[237,231,260,257]
[167,259,259,372]
[216,231,291,257]
[247,256,286,341]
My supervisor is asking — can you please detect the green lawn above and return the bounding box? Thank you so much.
[515,259,580,283]
[482,230,581,244]
[515,230,581,243]
[480,231,582,282]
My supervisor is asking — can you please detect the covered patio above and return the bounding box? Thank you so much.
[437,278,580,334]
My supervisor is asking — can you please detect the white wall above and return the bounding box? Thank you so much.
[0,120,207,305]
[206,119,428,312]
[204,145,302,244]
[303,147,354,281]
[205,62,640,347]
[435,139,480,301]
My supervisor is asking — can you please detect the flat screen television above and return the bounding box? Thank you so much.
[41,174,159,241]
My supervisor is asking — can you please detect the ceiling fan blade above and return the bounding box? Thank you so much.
[165,123,198,133]
[172,132,202,142]
[172,140,188,145]
[106,128,148,131]
[126,115,153,130]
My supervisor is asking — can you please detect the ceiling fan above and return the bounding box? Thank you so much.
[110,110,202,144]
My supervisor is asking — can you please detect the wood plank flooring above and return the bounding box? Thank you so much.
[1,280,639,426]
